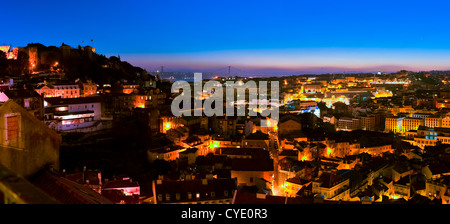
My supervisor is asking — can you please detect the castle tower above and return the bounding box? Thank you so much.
[28,46,38,71]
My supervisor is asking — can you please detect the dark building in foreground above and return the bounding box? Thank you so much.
[152,177,237,204]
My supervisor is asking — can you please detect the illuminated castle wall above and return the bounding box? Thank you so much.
[0,46,19,60]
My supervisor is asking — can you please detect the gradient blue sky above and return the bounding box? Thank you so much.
[2,0,450,74]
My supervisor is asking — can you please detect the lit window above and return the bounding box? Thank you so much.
[166,194,170,201]
[196,193,200,199]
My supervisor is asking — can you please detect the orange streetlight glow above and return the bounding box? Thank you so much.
[164,122,171,130]
[327,147,333,156]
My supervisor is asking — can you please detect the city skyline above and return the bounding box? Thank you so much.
[2,1,450,207]
[3,0,450,74]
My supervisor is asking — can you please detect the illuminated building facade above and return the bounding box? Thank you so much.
[122,84,140,94]
[102,177,140,197]
[147,145,186,162]
[35,85,57,98]
[414,126,450,148]
[436,99,450,109]
[53,84,80,98]
[303,84,323,93]
[374,90,393,98]
[312,172,351,201]
[82,81,97,97]
[337,117,360,131]
[359,145,393,156]
[44,97,102,132]
[385,117,402,133]
[0,89,45,120]
[425,117,443,128]
[401,117,424,133]
[281,177,311,197]
[443,117,450,128]
[321,96,350,108]
[36,84,81,98]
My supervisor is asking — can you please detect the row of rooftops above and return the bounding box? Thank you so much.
[153,178,237,203]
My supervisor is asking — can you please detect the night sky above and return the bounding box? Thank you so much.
[3,0,450,74]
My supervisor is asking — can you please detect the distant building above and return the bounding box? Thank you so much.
[360,116,376,131]
[102,177,140,204]
[414,126,450,148]
[282,177,312,197]
[385,117,402,133]
[303,84,322,93]
[338,117,360,131]
[384,116,423,133]
[0,89,44,120]
[179,147,199,165]
[322,115,336,125]
[35,83,80,98]
[122,84,140,94]
[242,131,270,150]
[147,145,186,162]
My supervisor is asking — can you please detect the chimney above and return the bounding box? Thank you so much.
[82,166,87,184]
[98,172,102,186]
